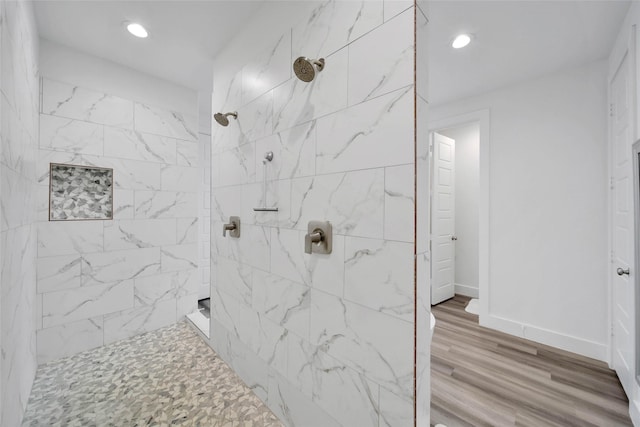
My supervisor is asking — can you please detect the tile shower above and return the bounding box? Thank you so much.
[208,1,422,426]
[35,77,201,363]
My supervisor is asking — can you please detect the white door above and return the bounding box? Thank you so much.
[611,47,635,397]
[431,132,456,305]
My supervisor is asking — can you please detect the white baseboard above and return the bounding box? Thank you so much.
[480,314,608,362]
[454,283,479,298]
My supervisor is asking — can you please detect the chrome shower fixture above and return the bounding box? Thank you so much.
[213,111,238,126]
[293,57,325,82]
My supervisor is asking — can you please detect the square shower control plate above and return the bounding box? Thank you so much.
[307,220,332,254]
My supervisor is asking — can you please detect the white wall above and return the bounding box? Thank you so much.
[35,42,202,363]
[0,1,40,426]
[440,123,480,297]
[429,59,609,360]
[209,1,416,426]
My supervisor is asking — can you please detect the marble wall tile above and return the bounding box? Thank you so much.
[106,158,162,191]
[255,121,316,181]
[81,247,161,287]
[416,97,430,254]
[176,140,199,167]
[385,164,415,242]
[135,191,197,219]
[177,217,198,244]
[212,223,270,272]
[236,90,273,144]
[292,1,383,60]
[42,280,133,328]
[1,3,39,425]
[416,251,431,425]
[160,243,197,272]
[134,103,197,141]
[270,227,344,297]
[379,386,414,427]
[211,185,242,223]
[216,256,253,306]
[384,0,413,21]
[285,331,315,397]
[42,78,134,128]
[104,219,176,251]
[268,372,341,427]
[224,330,270,402]
[133,273,176,307]
[2,166,35,231]
[173,269,199,298]
[316,86,413,174]
[348,9,413,105]
[36,254,82,294]
[310,289,413,398]
[344,237,414,322]
[416,8,428,102]
[160,165,198,192]
[216,143,256,187]
[113,189,135,219]
[37,220,103,257]
[104,127,177,164]
[39,114,103,155]
[311,349,381,427]
[36,317,103,364]
[103,299,177,344]
[241,30,291,104]
[290,168,385,239]
[177,293,198,318]
[1,95,27,174]
[252,312,288,375]
[272,48,348,133]
[252,270,310,340]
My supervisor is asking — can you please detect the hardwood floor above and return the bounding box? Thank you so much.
[430,295,633,427]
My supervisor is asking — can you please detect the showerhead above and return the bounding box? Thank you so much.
[293,57,325,82]
[214,111,238,127]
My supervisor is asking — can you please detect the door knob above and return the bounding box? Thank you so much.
[451,235,458,241]
[617,267,630,276]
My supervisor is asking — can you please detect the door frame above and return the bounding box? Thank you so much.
[428,109,490,320]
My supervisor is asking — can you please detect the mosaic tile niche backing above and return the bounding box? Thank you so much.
[49,163,113,221]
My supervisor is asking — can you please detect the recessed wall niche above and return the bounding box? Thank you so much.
[49,163,114,221]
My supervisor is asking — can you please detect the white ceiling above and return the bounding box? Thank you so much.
[34,1,631,111]
[34,0,262,99]
[427,0,631,106]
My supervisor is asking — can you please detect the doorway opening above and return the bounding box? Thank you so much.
[428,110,490,322]
[430,121,480,310]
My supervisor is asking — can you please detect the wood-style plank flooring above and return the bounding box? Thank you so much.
[430,295,633,427]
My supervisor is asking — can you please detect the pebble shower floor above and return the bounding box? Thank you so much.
[21,322,283,426]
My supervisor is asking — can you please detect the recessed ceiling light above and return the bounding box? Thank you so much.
[452,34,471,49]
[127,23,148,38]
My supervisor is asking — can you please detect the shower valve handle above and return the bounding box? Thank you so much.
[222,216,241,238]
[305,230,324,254]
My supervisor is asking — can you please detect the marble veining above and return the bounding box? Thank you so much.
[22,322,283,426]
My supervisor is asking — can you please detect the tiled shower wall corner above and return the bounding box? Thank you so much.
[0,1,40,426]
[209,1,417,426]
[35,77,201,363]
